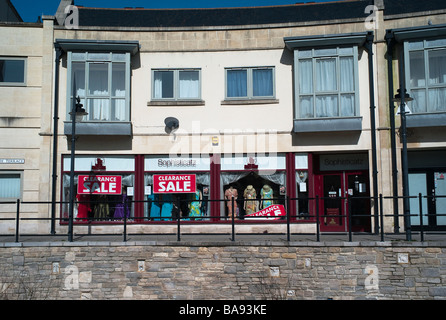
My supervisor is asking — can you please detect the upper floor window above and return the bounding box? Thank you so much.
[0,172,22,200]
[296,47,359,119]
[406,38,446,113]
[225,67,275,100]
[68,52,131,122]
[0,58,26,86]
[152,69,201,101]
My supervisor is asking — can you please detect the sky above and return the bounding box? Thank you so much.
[11,0,340,23]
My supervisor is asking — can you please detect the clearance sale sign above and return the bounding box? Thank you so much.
[153,174,197,194]
[77,175,122,195]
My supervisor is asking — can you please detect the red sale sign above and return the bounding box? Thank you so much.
[245,204,286,220]
[153,174,196,194]
[77,175,122,195]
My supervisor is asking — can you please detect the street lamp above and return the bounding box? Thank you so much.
[68,96,88,242]
[393,88,413,241]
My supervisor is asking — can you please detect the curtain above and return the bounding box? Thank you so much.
[316,58,336,92]
[179,71,199,99]
[340,57,354,92]
[409,51,426,88]
[299,96,314,118]
[428,49,446,112]
[316,95,338,117]
[253,69,273,97]
[411,89,426,113]
[227,69,247,97]
[299,59,313,94]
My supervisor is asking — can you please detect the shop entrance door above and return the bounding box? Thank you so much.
[409,171,446,230]
[317,171,371,232]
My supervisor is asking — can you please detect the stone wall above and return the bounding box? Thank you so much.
[0,241,445,300]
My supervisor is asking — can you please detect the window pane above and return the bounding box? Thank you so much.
[316,95,338,117]
[429,49,446,85]
[410,51,426,88]
[0,59,25,83]
[299,96,313,118]
[112,99,126,121]
[112,63,126,97]
[340,57,354,92]
[89,63,109,95]
[154,71,174,99]
[410,89,426,113]
[316,58,337,92]
[88,98,110,121]
[340,94,355,116]
[227,69,247,97]
[72,62,86,97]
[253,68,273,97]
[179,70,200,99]
[299,59,313,94]
[314,48,337,56]
[428,88,446,112]
[0,174,21,199]
[88,53,110,61]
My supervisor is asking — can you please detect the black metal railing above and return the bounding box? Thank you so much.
[1,194,445,243]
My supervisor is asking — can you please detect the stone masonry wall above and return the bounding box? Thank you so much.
[0,241,445,300]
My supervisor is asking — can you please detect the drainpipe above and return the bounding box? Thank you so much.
[51,44,62,235]
[385,31,400,233]
[364,31,379,234]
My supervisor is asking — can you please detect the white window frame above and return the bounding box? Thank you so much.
[0,57,27,86]
[66,51,131,122]
[224,66,276,100]
[405,38,446,114]
[151,68,202,101]
[295,46,359,119]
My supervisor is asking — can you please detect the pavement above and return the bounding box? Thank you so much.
[1,231,446,246]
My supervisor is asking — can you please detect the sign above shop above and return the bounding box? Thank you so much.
[319,153,369,171]
[77,175,122,195]
[245,204,286,220]
[153,174,197,194]
[145,157,210,172]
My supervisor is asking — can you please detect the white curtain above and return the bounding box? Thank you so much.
[316,58,336,92]
[89,64,110,120]
[179,71,199,99]
[428,49,446,112]
[316,95,338,117]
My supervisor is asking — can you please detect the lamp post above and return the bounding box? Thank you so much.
[68,96,88,242]
[393,89,413,241]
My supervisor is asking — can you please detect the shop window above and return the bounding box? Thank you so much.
[296,47,359,118]
[0,57,26,86]
[406,39,446,113]
[67,52,131,122]
[221,171,286,219]
[225,67,275,100]
[152,69,201,101]
[0,172,22,200]
[144,173,210,221]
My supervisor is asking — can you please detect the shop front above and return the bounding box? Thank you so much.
[313,153,371,232]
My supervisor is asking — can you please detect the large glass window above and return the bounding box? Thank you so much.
[152,69,201,101]
[68,52,130,122]
[0,58,26,85]
[296,47,358,118]
[406,39,446,113]
[226,67,275,100]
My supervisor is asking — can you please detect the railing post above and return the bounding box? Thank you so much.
[347,197,352,242]
[418,193,424,242]
[123,198,127,242]
[316,196,320,242]
[231,197,235,242]
[286,195,290,242]
[379,194,384,242]
[177,198,181,242]
[15,199,20,243]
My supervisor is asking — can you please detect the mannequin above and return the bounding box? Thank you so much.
[225,185,238,218]
[244,185,258,215]
[189,190,203,220]
[260,184,274,209]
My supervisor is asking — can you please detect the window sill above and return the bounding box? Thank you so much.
[64,121,132,136]
[221,99,279,105]
[406,112,446,128]
[148,100,205,106]
[293,117,362,133]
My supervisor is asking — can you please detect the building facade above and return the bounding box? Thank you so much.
[1,0,445,235]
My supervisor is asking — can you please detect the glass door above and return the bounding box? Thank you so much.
[321,174,345,231]
[346,173,371,232]
[434,172,446,227]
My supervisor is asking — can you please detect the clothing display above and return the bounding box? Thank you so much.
[114,193,130,219]
[260,184,274,209]
[147,193,161,220]
[189,190,202,219]
[244,185,258,215]
[76,194,91,221]
[94,195,109,220]
[160,194,174,220]
[225,186,238,218]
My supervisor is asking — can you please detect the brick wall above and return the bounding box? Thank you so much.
[0,241,445,300]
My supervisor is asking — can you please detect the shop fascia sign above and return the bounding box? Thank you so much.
[153,174,197,194]
[77,175,122,195]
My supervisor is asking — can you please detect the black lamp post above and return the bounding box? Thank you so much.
[393,88,413,241]
[68,96,88,242]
